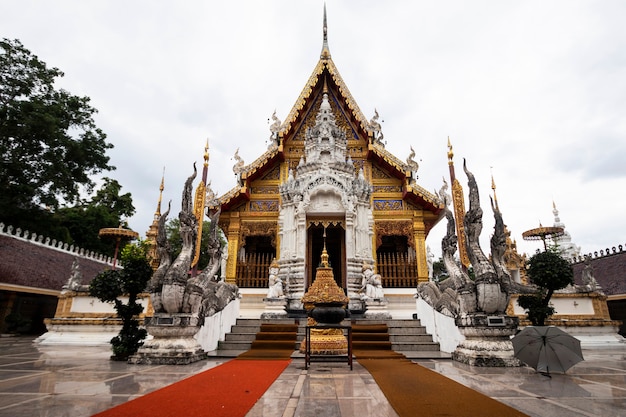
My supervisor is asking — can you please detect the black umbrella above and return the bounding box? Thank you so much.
[512,326,584,375]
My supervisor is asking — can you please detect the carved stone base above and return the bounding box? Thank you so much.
[128,314,206,365]
[363,298,392,319]
[261,297,288,319]
[452,314,521,367]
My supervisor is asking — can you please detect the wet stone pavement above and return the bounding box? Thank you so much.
[0,336,624,417]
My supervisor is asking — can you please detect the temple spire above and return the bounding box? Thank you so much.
[156,168,165,218]
[321,3,331,59]
[146,169,165,270]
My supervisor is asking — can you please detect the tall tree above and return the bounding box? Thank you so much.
[0,38,114,231]
[54,178,135,256]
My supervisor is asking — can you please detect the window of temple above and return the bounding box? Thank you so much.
[236,236,276,288]
[376,235,419,288]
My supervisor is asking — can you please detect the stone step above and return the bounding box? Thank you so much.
[213,317,442,357]
[389,334,435,343]
[228,325,260,334]
[387,319,424,327]
[217,340,254,350]
[392,342,441,351]
[388,327,428,335]
[224,333,258,342]
[233,318,261,326]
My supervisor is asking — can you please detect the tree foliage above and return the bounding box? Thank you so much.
[432,258,449,282]
[89,241,152,360]
[165,218,223,270]
[517,249,574,326]
[53,178,135,256]
[0,38,114,231]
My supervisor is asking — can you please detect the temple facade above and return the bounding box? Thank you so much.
[215,14,443,312]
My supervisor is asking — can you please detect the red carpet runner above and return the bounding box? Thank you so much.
[92,359,290,417]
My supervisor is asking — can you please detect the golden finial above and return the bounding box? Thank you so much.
[491,167,499,211]
[204,139,209,167]
[320,243,330,267]
[447,136,454,164]
[320,227,330,267]
[320,2,331,59]
[156,167,165,216]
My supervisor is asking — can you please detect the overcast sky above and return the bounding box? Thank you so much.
[3,1,625,260]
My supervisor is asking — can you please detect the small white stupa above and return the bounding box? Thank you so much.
[552,201,580,260]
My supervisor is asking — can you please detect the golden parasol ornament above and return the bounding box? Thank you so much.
[522,225,564,251]
[98,226,139,269]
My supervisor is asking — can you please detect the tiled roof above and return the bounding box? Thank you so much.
[0,235,111,293]
[572,250,626,296]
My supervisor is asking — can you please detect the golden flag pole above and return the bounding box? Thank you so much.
[447,138,470,269]
[191,140,209,276]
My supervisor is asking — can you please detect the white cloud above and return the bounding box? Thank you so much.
[2,0,625,260]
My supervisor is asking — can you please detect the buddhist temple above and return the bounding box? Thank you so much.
[214,9,444,314]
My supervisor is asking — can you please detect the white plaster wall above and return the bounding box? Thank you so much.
[509,295,595,316]
[70,296,149,314]
[195,298,240,351]
[36,325,121,346]
[415,296,464,353]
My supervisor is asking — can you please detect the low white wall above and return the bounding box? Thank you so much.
[70,295,150,313]
[509,294,595,316]
[415,296,464,353]
[36,323,121,346]
[195,298,241,352]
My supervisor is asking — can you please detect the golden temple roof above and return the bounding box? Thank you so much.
[279,58,371,139]
[216,8,443,217]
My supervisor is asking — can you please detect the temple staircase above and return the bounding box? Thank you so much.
[207,318,450,359]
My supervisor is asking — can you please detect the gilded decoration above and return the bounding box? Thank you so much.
[240,221,277,247]
[217,218,230,232]
[250,200,279,212]
[407,183,441,207]
[373,200,403,211]
[351,159,365,174]
[348,146,366,159]
[251,186,278,195]
[373,185,402,193]
[370,145,408,175]
[451,178,470,267]
[287,159,300,172]
[281,59,370,138]
[375,220,415,250]
[261,165,280,181]
[291,91,358,142]
[372,165,391,179]
[405,201,420,211]
[307,219,344,229]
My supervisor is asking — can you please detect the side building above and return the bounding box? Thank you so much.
[0,223,113,334]
[572,246,626,336]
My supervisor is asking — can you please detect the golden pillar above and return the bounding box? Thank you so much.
[413,218,429,283]
[225,212,241,284]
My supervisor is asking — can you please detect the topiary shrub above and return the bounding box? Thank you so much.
[90,242,152,360]
[517,249,574,326]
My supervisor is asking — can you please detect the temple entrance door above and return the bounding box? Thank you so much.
[307,223,345,292]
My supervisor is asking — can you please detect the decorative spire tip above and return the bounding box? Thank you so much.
[321,3,331,58]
